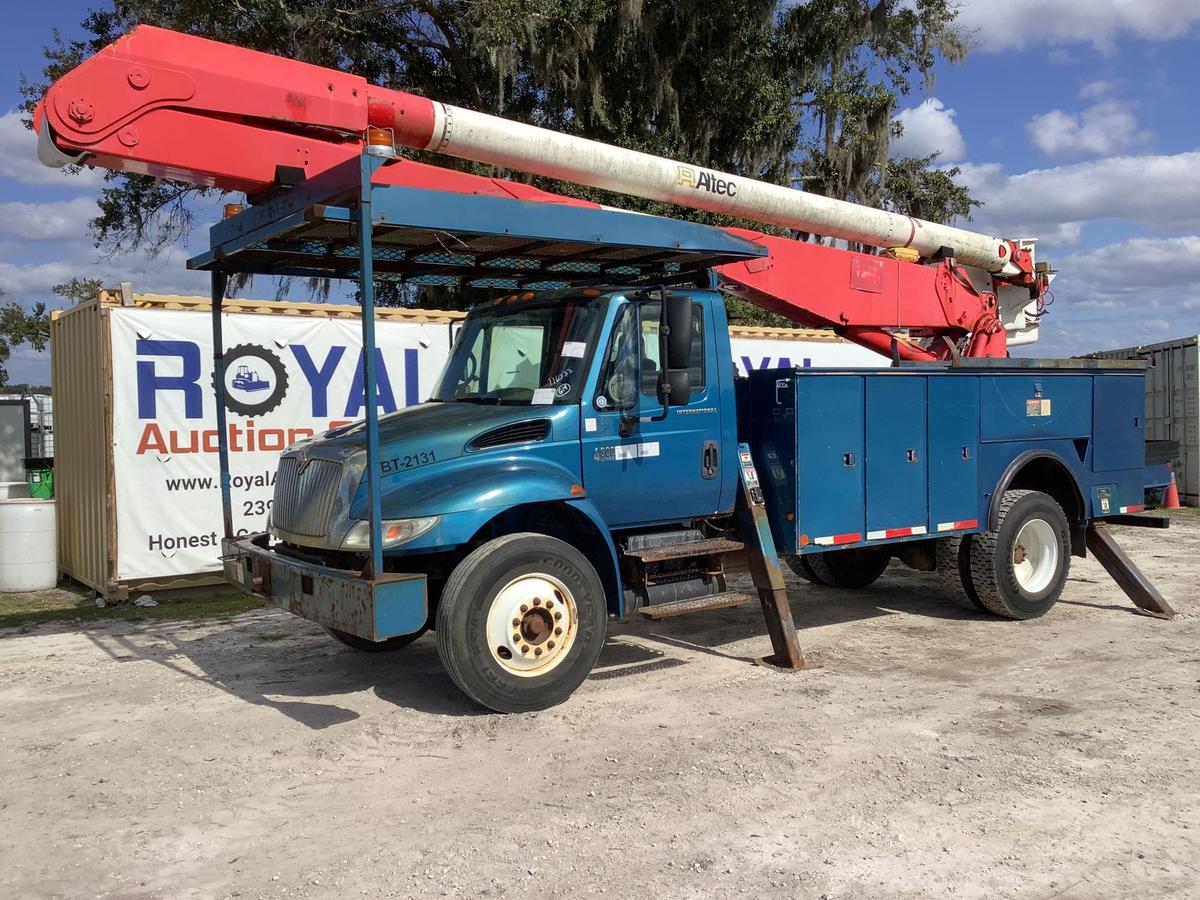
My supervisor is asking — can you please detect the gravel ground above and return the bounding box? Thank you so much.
[1,513,1198,899]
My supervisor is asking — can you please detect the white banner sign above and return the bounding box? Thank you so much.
[110,308,453,580]
[109,307,878,581]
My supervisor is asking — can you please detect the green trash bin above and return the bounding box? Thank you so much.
[24,457,54,500]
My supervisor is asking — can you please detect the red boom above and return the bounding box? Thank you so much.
[35,25,1045,359]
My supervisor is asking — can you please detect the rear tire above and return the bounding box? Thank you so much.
[327,626,427,652]
[935,537,987,613]
[785,555,821,584]
[803,547,890,589]
[968,490,1070,619]
[436,533,607,713]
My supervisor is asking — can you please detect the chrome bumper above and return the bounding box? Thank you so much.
[222,534,428,640]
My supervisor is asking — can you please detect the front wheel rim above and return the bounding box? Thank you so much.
[485,573,578,677]
[1012,518,1059,594]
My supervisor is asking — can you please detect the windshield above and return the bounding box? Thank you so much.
[432,299,601,405]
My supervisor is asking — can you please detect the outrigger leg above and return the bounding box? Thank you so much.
[1085,520,1177,620]
[734,444,806,669]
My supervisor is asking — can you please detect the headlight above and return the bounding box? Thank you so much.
[340,516,439,551]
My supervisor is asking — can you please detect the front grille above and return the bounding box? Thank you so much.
[273,456,344,536]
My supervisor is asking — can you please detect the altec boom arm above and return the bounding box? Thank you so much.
[36,25,1049,359]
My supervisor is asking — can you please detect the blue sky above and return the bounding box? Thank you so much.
[3,1,1200,382]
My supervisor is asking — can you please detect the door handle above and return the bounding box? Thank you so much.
[702,441,719,480]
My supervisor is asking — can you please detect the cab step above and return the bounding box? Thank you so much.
[624,538,744,563]
[639,591,755,620]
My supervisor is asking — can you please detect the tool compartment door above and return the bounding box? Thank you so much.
[865,376,928,536]
[795,375,865,548]
[928,376,980,530]
[1092,373,1146,472]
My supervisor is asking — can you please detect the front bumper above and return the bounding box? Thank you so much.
[222,534,428,640]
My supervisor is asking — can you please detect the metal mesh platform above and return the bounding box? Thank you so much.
[189,183,766,290]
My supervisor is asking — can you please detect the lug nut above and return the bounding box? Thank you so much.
[513,633,520,643]
[554,612,562,621]
[534,647,543,656]
[532,598,541,606]
[512,618,520,627]
[548,641,556,650]
[520,604,529,613]
[545,600,554,610]
[554,627,562,636]
[521,645,530,654]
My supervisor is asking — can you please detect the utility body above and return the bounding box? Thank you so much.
[36,28,1175,712]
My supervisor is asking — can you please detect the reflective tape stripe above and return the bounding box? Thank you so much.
[1119,505,1144,514]
[936,519,979,533]
[812,532,862,546]
[866,525,928,541]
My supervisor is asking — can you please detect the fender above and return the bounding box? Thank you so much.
[353,452,583,521]
[374,460,623,614]
[987,448,1086,529]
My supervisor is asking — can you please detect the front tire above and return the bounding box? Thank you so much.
[436,533,608,713]
[968,490,1070,619]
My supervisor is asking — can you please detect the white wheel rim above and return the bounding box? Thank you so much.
[1012,518,1059,594]
[485,573,578,677]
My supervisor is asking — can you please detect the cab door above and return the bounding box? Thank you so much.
[580,297,722,528]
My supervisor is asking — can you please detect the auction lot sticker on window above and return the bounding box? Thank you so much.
[109,308,452,580]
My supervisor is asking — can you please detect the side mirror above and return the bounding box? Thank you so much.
[663,294,693,370]
[657,370,691,407]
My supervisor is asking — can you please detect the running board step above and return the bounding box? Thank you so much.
[639,591,755,620]
[624,538,745,563]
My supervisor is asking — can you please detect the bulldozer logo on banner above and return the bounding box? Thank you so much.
[221,344,290,417]
[675,165,738,198]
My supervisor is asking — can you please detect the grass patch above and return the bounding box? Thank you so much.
[1166,506,1200,518]
[0,584,269,631]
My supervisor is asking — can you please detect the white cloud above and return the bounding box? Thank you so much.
[0,243,209,297]
[1056,236,1200,307]
[0,110,104,189]
[891,98,966,162]
[953,152,1200,247]
[1011,236,1200,356]
[0,197,98,241]
[956,0,1200,51]
[1026,99,1146,160]
[1079,80,1116,100]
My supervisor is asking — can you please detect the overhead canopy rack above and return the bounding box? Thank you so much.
[189,179,766,290]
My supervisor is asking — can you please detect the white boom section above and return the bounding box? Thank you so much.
[413,102,1019,275]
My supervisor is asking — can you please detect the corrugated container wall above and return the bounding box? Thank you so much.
[1089,336,1198,505]
[50,301,114,592]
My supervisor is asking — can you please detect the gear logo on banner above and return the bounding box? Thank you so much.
[217,344,290,416]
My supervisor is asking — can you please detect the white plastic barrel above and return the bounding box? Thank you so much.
[0,499,57,591]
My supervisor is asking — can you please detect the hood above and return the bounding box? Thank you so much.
[313,401,571,467]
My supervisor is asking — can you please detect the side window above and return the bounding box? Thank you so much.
[594,304,639,411]
[637,302,705,396]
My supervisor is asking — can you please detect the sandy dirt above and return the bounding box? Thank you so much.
[2,514,1198,899]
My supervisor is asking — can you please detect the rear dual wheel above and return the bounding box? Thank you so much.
[787,547,890,589]
[939,490,1070,619]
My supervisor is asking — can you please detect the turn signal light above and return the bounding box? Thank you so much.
[223,203,245,218]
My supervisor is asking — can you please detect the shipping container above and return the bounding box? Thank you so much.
[1088,336,1199,505]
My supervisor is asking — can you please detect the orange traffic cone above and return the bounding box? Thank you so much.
[1163,469,1182,509]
